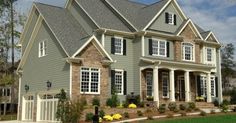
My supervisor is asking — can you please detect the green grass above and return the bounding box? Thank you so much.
[0,114,17,121]
[143,113,236,123]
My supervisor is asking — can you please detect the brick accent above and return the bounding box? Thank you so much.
[174,41,182,61]
[71,41,109,106]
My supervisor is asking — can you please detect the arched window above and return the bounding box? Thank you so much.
[182,43,194,61]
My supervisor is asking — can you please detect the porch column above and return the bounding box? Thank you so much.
[169,69,175,102]
[184,70,190,102]
[207,72,212,102]
[153,66,159,107]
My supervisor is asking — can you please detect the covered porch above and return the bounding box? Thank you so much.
[140,57,219,107]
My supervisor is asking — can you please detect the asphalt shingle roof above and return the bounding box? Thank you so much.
[35,3,90,56]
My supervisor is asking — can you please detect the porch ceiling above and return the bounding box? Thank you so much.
[140,57,215,72]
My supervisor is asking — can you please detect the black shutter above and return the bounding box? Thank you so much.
[111,37,115,54]
[149,39,153,55]
[123,71,127,95]
[174,14,177,25]
[166,41,170,57]
[197,75,201,96]
[165,12,169,24]
[215,77,218,97]
[123,39,126,55]
[111,70,115,94]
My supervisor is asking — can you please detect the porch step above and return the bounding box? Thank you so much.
[196,102,215,108]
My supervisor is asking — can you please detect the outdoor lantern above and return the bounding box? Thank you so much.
[46,80,52,90]
[24,84,29,92]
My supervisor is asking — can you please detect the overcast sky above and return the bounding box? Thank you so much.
[15,0,236,59]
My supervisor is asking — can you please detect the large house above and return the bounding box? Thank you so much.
[17,0,223,122]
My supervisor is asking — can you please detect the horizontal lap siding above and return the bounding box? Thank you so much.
[21,21,70,96]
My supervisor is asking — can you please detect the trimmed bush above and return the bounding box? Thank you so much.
[179,103,188,111]
[92,97,100,106]
[106,94,119,107]
[168,102,177,111]
[188,102,196,110]
[85,112,94,121]
[159,104,166,114]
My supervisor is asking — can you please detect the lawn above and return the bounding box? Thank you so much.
[143,113,236,123]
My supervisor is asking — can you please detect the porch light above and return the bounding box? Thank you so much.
[46,80,52,90]
[24,84,29,92]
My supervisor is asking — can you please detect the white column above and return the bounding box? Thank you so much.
[141,35,145,56]
[184,70,190,102]
[169,69,175,102]
[218,49,223,103]
[207,72,212,102]
[17,75,22,120]
[153,66,159,107]
[101,33,105,47]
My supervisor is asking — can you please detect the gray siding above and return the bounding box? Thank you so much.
[22,9,39,54]
[144,37,174,60]
[104,35,134,100]
[148,3,184,33]
[68,0,97,34]
[21,21,70,96]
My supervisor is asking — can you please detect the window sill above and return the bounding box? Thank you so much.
[80,92,100,95]
[114,53,123,56]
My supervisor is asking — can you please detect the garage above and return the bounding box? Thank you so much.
[22,95,34,121]
[37,93,59,122]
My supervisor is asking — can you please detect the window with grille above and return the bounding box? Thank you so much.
[146,71,153,97]
[152,39,167,57]
[114,37,123,55]
[182,43,194,61]
[115,70,123,95]
[162,72,169,98]
[39,40,47,57]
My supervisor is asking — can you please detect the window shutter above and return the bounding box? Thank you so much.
[165,12,169,23]
[149,39,153,55]
[111,70,115,94]
[111,37,115,54]
[197,76,201,96]
[123,71,127,95]
[174,14,177,25]
[166,41,170,57]
[123,39,126,55]
[215,77,218,97]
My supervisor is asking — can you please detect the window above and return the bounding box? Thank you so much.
[165,12,176,25]
[39,40,47,57]
[200,76,207,97]
[206,47,215,63]
[162,72,169,98]
[182,43,194,61]
[151,39,167,57]
[146,71,153,97]
[114,37,123,55]
[211,76,215,97]
[23,95,34,121]
[115,70,123,95]
[80,67,100,94]
[0,88,10,97]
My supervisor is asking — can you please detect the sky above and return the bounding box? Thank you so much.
[15,0,236,59]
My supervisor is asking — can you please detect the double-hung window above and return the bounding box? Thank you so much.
[151,39,167,57]
[211,76,215,97]
[39,40,47,57]
[200,76,207,97]
[182,43,194,61]
[206,47,215,63]
[165,12,176,25]
[80,67,100,94]
[162,72,169,98]
[146,71,153,97]
[114,70,124,95]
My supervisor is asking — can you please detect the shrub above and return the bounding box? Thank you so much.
[122,101,129,108]
[99,110,105,118]
[174,108,179,113]
[112,114,122,120]
[106,94,119,107]
[124,112,129,118]
[168,102,177,111]
[128,103,137,108]
[200,111,207,116]
[103,115,113,121]
[213,99,220,107]
[179,103,188,111]
[137,110,143,117]
[126,93,141,106]
[146,96,154,101]
[220,99,229,113]
[139,101,145,107]
[158,104,166,114]
[188,102,196,110]
[85,112,94,121]
[92,97,100,106]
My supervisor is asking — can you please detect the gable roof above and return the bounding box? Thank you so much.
[34,2,90,56]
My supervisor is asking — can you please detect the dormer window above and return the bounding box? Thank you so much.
[165,12,176,25]
[39,40,47,57]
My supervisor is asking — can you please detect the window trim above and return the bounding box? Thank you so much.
[80,67,100,95]
[146,71,153,97]
[167,12,174,25]
[114,36,123,55]
[162,72,169,98]
[211,76,216,97]
[38,40,47,58]
[151,38,167,57]
[114,69,124,95]
[182,42,195,62]
[205,47,215,64]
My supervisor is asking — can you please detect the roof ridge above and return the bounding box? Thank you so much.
[34,2,64,9]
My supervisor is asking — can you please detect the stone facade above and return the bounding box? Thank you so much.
[72,41,109,106]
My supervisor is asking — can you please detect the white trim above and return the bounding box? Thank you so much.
[38,39,47,58]
[65,0,72,8]
[211,76,216,97]
[17,76,22,121]
[146,71,153,97]
[205,31,220,44]
[141,35,145,56]
[182,42,195,62]
[167,12,175,25]
[72,35,113,62]
[176,19,203,40]
[114,69,124,95]
[172,0,187,20]
[74,0,100,28]
[104,0,138,31]
[143,0,172,31]
[22,95,34,121]
[162,72,169,98]
[114,36,124,55]
[69,63,72,99]
[205,47,216,65]
[151,38,167,57]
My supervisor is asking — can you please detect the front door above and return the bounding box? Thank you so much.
[177,76,185,101]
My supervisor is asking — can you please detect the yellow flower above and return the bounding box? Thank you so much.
[103,115,113,121]
[112,114,122,120]
[99,117,103,123]
[128,103,137,108]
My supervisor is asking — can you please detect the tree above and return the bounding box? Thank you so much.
[221,43,236,90]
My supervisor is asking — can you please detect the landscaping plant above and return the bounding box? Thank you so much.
[85,112,94,122]
[137,110,143,117]
[99,110,105,118]
[168,102,177,111]
[158,104,166,114]
[92,97,100,106]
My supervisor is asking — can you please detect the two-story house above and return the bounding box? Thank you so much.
[17,0,223,122]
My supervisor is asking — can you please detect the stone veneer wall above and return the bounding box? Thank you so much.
[72,42,109,106]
